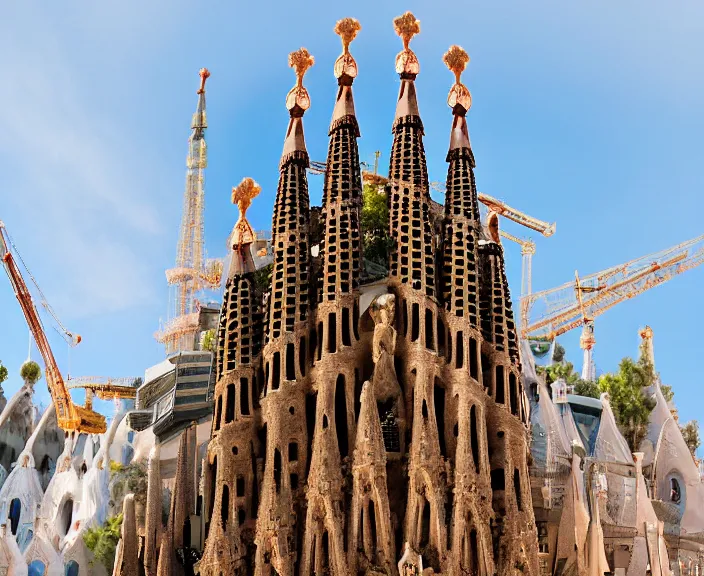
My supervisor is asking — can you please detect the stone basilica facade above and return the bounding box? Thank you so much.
[137,13,540,576]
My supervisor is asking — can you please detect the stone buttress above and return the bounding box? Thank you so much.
[198,178,265,576]
[300,19,365,576]
[439,46,495,576]
[254,49,315,576]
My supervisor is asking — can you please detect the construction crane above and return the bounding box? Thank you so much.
[0,221,107,433]
[67,376,139,411]
[522,234,704,376]
[156,68,223,355]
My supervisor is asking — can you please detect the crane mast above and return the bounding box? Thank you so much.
[0,221,106,433]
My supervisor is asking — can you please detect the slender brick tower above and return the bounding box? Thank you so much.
[199,178,265,575]
[300,18,364,576]
[440,45,496,576]
[254,48,315,576]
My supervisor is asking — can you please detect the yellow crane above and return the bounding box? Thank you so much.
[522,234,704,372]
[66,376,140,410]
[1,221,106,433]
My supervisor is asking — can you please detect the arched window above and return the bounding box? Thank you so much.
[9,498,21,535]
[670,478,681,504]
[225,384,235,423]
[28,560,46,576]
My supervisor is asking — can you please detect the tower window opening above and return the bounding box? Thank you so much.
[328,312,337,353]
[411,303,420,342]
[482,354,491,394]
[671,478,682,504]
[342,307,351,347]
[420,498,431,549]
[240,377,250,416]
[514,469,522,511]
[469,338,478,380]
[317,322,323,361]
[509,372,518,416]
[225,384,235,423]
[288,442,298,461]
[221,485,229,529]
[9,498,21,535]
[305,394,317,476]
[495,366,505,404]
[369,499,378,559]
[272,352,281,390]
[207,457,217,526]
[401,299,408,337]
[236,476,245,497]
[425,308,435,351]
[470,405,480,473]
[299,337,307,377]
[434,379,446,457]
[335,374,349,458]
[215,396,222,431]
[437,316,446,357]
[286,343,295,381]
[273,449,282,494]
[456,331,464,369]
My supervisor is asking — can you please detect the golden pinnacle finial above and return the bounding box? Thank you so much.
[334,18,361,80]
[197,68,210,94]
[231,177,261,247]
[286,48,314,111]
[640,325,654,340]
[443,45,472,111]
[393,12,420,76]
[394,12,420,50]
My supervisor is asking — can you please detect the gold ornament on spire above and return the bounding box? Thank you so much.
[334,17,361,79]
[286,48,314,111]
[231,177,261,247]
[443,45,472,111]
[393,12,420,75]
[197,68,210,94]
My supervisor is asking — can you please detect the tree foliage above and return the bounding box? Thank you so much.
[201,329,216,352]
[597,354,656,453]
[252,263,273,296]
[361,184,392,265]
[110,461,148,508]
[535,355,600,399]
[680,420,701,460]
[83,513,123,572]
[20,360,41,385]
[0,360,7,386]
[661,383,674,403]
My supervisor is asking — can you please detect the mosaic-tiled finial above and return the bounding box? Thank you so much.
[231,177,261,247]
[334,17,361,80]
[286,48,315,111]
[197,68,210,94]
[443,45,472,111]
[393,11,420,75]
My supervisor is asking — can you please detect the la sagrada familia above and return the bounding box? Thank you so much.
[189,13,538,576]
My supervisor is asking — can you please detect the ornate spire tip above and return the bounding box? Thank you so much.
[197,68,210,94]
[393,12,420,76]
[231,177,261,247]
[334,18,361,80]
[443,45,472,111]
[393,12,420,50]
[287,49,314,112]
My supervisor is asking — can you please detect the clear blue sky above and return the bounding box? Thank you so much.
[1,2,702,453]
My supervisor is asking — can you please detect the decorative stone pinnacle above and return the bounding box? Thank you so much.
[640,325,653,339]
[444,45,472,111]
[286,48,314,111]
[334,18,361,80]
[393,12,420,76]
[197,68,210,94]
[231,177,261,247]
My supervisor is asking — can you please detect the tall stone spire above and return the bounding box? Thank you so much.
[114,494,139,576]
[255,48,315,576]
[144,445,162,576]
[441,45,481,327]
[199,178,264,576]
[300,19,364,576]
[387,12,436,299]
